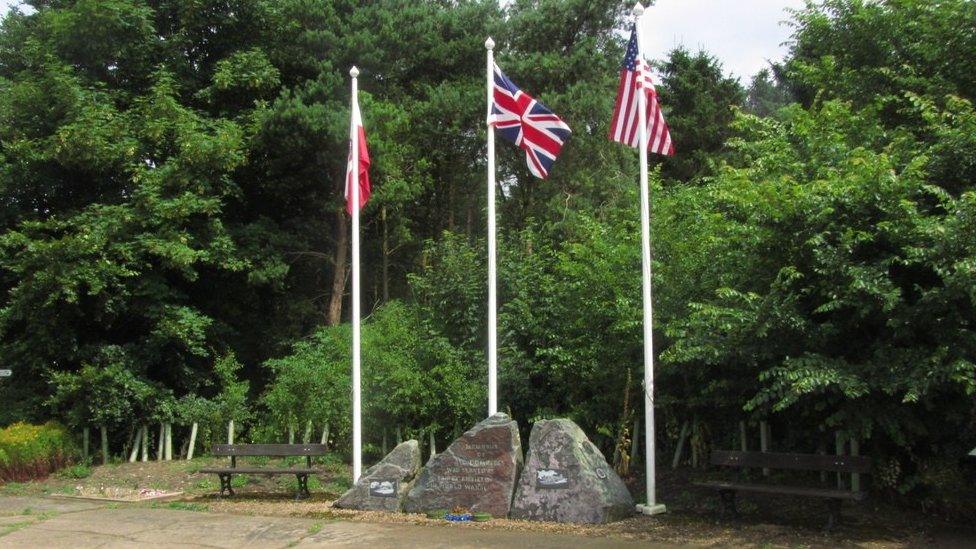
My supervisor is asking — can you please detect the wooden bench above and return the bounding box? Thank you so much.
[199,444,328,499]
[694,450,871,529]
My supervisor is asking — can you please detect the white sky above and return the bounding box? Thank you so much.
[640,0,806,82]
[0,0,802,82]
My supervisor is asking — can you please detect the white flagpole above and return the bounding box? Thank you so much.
[349,65,362,483]
[633,2,666,516]
[485,37,498,417]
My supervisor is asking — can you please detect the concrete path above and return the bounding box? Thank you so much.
[0,497,661,548]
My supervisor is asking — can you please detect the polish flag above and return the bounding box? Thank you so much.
[345,99,371,214]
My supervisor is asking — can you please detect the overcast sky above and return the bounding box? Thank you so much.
[0,0,804,82]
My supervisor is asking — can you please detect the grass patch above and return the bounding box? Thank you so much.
[57,463,92,480]
[0,482,30,496]
[151,501,209,512]
[0,520,34,538]
[307,522,323,534]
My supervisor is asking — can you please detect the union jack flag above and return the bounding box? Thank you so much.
[489,63,571,179]
[609,24,674,156]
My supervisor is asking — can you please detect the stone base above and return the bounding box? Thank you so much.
[636,503,667,516]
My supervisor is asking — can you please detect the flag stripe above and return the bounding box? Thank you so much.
[609,25,675,156]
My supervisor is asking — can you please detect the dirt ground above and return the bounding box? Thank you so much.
[1,458,973,547]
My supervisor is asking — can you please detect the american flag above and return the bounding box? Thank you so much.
[609,24,674,156]
[489,63,571,179]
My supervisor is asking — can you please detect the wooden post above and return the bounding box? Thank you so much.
[671,420,690,469]
[835,432,846,489]
[691,417,700,468]
[227,420,234,444]
[817,439,827,483]
[739,421,748,452]
[100,425,108,465]
[165,423,173,460]
[850,437,861,491]
[128,426,142,463]
[429,428,437,459]
[83,427,90,461]
[141,425,148,462]
[187,422,198,460]
[760,421,770,476]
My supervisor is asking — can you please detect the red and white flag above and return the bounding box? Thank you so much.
[345,98,371,214]
[609,24,674,156]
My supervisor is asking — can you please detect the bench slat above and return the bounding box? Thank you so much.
[694,481,867,501]
[710,450,871,473]
[199,468,318,475]
[211,444,328,457]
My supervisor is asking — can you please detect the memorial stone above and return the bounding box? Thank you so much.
[403,413,522,517]
[333,439,421,511]
[510,418,634,523]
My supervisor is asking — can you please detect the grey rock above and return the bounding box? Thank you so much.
[403,413,522,518]
[333,439,421,511]
[510,418,634,523]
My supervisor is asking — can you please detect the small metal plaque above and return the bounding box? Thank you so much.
[0,369,10,377]
[536,468,570,489]
[595,468,608,480]
[368,479,398,498]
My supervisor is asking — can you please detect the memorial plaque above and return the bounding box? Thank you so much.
[368,479,398,498]
[511,418,634,524]
[333,440,421,512]
[403,413,522,518]
[536,468,570,489]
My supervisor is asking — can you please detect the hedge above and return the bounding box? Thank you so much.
[0,422,76,482]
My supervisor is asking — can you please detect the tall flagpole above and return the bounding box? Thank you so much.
[485,37,498,417]
[633,2,666,516]
[349,65,362,483]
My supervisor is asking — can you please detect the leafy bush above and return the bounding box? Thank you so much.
[56,463,92,480]
[0,422,77,482]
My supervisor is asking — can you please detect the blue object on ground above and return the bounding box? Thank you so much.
[444,513,473,522]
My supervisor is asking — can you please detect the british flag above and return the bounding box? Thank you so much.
[489,63,571,179]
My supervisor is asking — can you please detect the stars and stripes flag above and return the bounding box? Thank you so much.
[489,63,571,179]
[345,97,371,214]
[609,24,674,156]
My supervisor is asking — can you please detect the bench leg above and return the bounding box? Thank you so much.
[825,498,842,531]
[295,474,310,500]
[718,489,738,519]
[218,473,235,497]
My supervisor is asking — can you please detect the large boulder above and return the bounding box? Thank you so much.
[403,413,522,518]
[333,439,421,511]
[510,418,634,523]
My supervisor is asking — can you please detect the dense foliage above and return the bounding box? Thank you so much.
[0,0,972,508]
[0,422,76,481]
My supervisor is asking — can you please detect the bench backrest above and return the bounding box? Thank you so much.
[212,444,328,457]
[711,450,871,474]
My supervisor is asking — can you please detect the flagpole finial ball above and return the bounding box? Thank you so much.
[632,2,645,17]
[350,66,359,78]
[485,37,495,50]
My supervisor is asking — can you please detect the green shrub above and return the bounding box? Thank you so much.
[0,422,77,482]
[57,463,92,480]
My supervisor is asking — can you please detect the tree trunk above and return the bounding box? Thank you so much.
[128,426,142,463]
[83,427,90,461]
[100,425,109,465]
[321,422,330,448]
[739,421,748,452]
[671,420,689,469]
[303,420,313,444]
[835,432,846,489]
[382,205,390,303]
[851,437,861,491]
[288,425,295,444]
[165,423,173,460]
[187,422,198,460]
[630,416,639,463]
[429,428,437,459]
[382,427,388,455]
[326,209,350,326]
[760,421,770,476]
[396,425,402,444]
[227,420,234,444]
[157,423,165,461]
[141,425,148,462]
